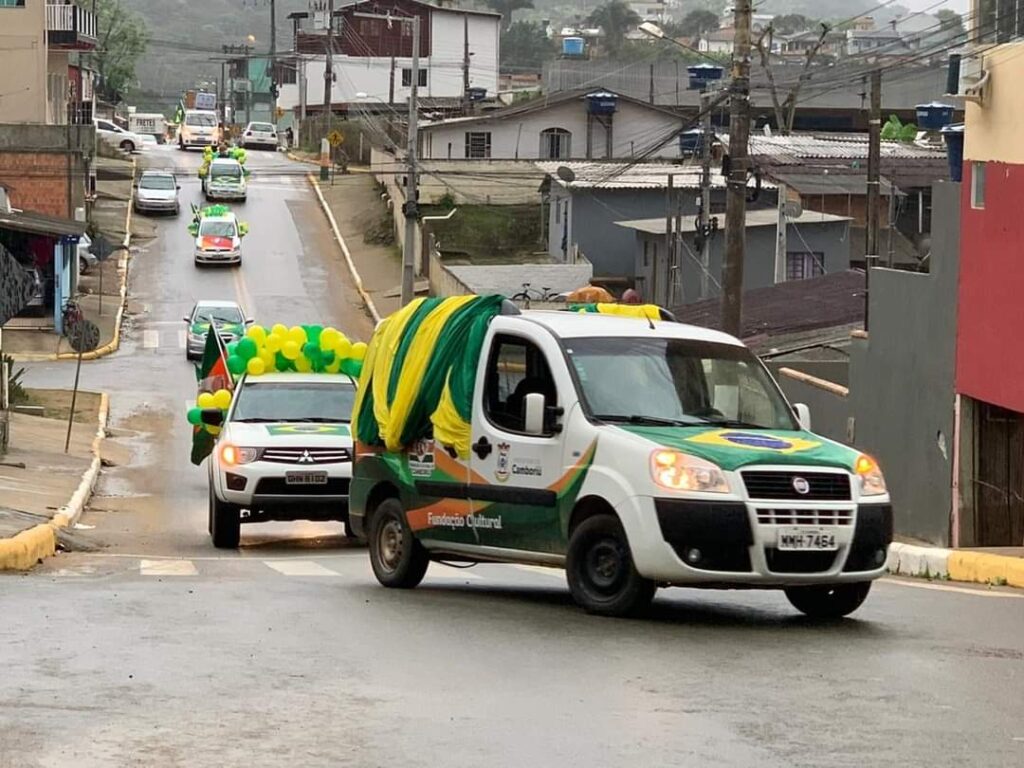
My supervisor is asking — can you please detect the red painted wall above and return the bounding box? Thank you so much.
[957,161,1024,413]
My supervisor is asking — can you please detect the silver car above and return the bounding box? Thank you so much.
[240,121,278,150]
[134,171,180,215]
[184,300,252,361]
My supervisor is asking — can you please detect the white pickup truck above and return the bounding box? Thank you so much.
[202,372,357,548]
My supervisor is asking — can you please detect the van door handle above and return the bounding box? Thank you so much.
[472,436,492,460]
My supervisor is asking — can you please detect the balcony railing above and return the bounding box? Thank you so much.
[46,2,98,48]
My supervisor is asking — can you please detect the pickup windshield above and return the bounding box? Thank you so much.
[211,164,242,180]
[564,337,797,431]
[231,381,355,423]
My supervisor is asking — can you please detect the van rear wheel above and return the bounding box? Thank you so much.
[566,514,655,617]
[368,499,428,588]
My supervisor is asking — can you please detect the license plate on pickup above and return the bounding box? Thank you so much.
[285,471,328,485]
[777,527,838,551]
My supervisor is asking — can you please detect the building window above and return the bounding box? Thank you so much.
[0,1,26,6]
[540,127,571,159]
[972,161,986,209]
[465,132,491,159]
[401,68,427,87]
[785,252,825,281]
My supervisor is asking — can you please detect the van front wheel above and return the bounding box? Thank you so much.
[566,514,655,617]
[784,582,872,619]
[368,499,428,588]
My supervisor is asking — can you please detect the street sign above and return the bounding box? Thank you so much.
[90,234,117,262]
[328,130,344,147]
[66,318,100,354]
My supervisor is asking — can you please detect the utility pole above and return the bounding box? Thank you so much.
[324,0,335,138]
[722,0,753,337]
[774,182,787,283]
[699,90,713,299]
[665,174,674,307]
[401,14,421,306]
[269,0,276,61]
[389,55,396,105]
[462,14,470,112]
[865,68,881,330]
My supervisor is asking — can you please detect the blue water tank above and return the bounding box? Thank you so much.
[687,64,724,91]
[916,102,956,131]
[562,37,585,57]
[586,91,618,115]
[941,123,964,182]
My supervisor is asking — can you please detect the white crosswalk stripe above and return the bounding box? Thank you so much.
[140,559,198,576]
[143,329,160,349]
[178,329,188,349]
[263,560,340,577]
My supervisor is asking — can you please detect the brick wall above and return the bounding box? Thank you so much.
[0,151,81,218]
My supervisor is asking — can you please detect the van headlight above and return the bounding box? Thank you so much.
[650,450,729,493]
[855,454,887,496]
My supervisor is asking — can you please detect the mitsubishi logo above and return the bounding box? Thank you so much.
[792,476,810,495]
[297,450,314,464]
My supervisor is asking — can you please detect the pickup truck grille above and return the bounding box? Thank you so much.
[261,446,350,465]
[741,471,851,501]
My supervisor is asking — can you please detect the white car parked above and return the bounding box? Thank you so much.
[95,118,145,153]
[240,121,278,150]
[202,373,358,548]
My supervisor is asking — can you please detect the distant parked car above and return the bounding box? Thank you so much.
[95,118,145,153]
[240,121,278,150]
[77,233,98,275]
[134,171,181,215]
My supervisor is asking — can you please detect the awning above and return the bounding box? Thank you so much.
[0,209,85,238]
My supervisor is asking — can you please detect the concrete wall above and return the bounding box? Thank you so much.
[964,42,1024,164]
[847,181,961,545]
[427,247,473,297]
[420,98,683,161]
[0,0,48,124]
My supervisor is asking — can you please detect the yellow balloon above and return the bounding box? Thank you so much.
[288,326,307,345]
[246,357,266,376]
[282,340,300,360]
[197,392,215,409]
[212,389,232,410]
[246,325,267,345]
[335,338,352,360]
[206,425,221,437]
[271,323,288,338]
[265,333,283,353]
[351,342,368,361]
[294,355,312,372]
[320,328,340,349]
[324,357,341,373]
[260,350,275,369]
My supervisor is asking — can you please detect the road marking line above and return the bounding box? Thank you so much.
[140,559,198,576]
[143,329,160,349]
[143,320,187,327]
[880,577,1024,598]
[510,564,564,578]
[429,567,483,581]
[264,560,340,577]
[178,329,188,349]
[232,265,254,320]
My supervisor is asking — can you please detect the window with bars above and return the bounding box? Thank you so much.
[465,132,491,159]
[540,128,571,159]
[785,252,825,281]
[401,68,427,87]
[975,0,1024,43]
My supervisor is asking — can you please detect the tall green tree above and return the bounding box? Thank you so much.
[92,0,149,104]
[500,22,554,70]
[678,9,720,39]
[587,0,641,55]
[772,14,812,35]
[484,0,535,31]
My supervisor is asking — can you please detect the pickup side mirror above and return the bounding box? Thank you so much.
[244,317,255,325]
[183,315,191,323]
[200,408,224,427]
[793,403,812,432]
[523,393,545,436]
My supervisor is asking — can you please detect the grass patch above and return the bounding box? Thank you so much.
[422,204,544,263]
[20,388,101,424]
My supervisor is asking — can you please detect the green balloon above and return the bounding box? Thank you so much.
[350,359,363,378]
[320,349,335,365]
[275,351,295,371]
[340,358,358,376]
[302,342,319,360]
[227,355,246,375]
[306,325,323,345]
[236,337,258,361]
[187,407,202,426]
[227,341,238,357]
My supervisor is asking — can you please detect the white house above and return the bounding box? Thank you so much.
[697,28,735,55]
[278,0,499,111]
[418,89,687,161]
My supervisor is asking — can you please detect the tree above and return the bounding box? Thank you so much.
[92,0,148,104]
[936,9,965,38]
[772,14,812,35]
[679,9,720,39]
[755,22,830,134]
[484,0,535,31]
[501,22,554,70]
[587,0,641,56]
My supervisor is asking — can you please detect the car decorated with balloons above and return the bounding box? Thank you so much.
[189,204,248,266]
[185,322,368,548]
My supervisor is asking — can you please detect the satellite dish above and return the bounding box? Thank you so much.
[783,199,803,219]
[556,166,576,183]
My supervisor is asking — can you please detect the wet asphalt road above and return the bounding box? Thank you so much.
[4,148,1024,768]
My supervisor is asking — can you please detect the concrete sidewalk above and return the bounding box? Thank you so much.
[0,393,108,570]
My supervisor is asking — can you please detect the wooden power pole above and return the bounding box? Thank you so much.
[721,0,753,337]
[865,69,881,330]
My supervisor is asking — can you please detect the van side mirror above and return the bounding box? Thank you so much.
[523,393,545,436]
[793,403,811,431]
[200,408,224,427]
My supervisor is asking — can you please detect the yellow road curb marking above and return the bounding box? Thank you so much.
[947,550,1024,589]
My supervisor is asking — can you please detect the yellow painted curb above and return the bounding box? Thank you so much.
[948,551,1024,589]
[9,159,135,363]
[307,174,382,324]
[0,391,109,571]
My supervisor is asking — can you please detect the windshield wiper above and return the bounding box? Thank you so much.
[231,417,278,423]
[287,417,347,423]
[593,414,692,427]
[699,418,769,429]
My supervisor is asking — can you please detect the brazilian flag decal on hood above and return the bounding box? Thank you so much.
[190,321,243,336]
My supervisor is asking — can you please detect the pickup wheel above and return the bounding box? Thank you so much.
[209,486,240,549]
[368,499,428,588]
[566,514,655,617]
[784,582,872,619]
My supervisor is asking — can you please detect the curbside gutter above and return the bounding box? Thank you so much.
[888,542,1024,589]
[307,174,382,325]
[0,392,109,570]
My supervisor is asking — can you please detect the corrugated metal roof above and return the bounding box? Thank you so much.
[538,162,767,191]
[743,133,946,164]
[616,209,851,235]
[769,172,894,196]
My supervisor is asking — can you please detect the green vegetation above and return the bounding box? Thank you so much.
[501,22,557,70]
[93,0,149,104]
[484,0,536,30]
[587,0,641,57]
[422,204,544,264]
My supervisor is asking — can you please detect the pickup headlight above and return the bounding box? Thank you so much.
[855,454,887,496]
[220,444,259,466]
[651,450,729,493]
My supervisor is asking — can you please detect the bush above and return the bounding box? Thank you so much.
[2,354,27,405]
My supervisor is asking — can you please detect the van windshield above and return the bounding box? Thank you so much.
[186,113,217,127]
[564,337,797,431]
[231,381,355,423]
